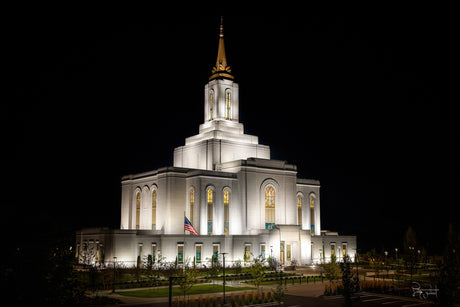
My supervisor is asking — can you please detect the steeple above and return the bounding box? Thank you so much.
[209,17,234,80]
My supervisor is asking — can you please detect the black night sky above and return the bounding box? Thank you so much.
[5,12,458,254]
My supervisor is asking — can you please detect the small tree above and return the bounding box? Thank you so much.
[178,258,198,299]
[232,259,242,275]
[249,254,266,291]
[324,254,340,283]
[208,255,221,284]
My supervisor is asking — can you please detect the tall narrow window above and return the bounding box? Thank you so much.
[177,244,184,264]
[342,243,347,258]
[331,244,335,257]
[244,244,251,262]
[280,241,285,265]
[152,190,157,230]
[207,188,213,235]
[190,189,195,225]
[287,244,291,262]
[297,195,302,226]
[310,195,315,236]
[136,192,141,230]
[226,90,231,120]
[195,245,202,263]
[209,91,214,121]
[224,190,229,235]
[265,186,275,229]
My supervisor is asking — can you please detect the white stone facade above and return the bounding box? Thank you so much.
[76,26,356,267]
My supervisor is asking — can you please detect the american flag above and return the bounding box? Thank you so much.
[185,216,199,236]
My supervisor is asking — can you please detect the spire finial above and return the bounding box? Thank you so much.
[209,16,234,80]
[220,16,224,37]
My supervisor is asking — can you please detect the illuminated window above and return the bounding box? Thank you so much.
[226,90,231,120]
[207,188,213,235]
[331,244,335,257]
[265,186,275,229]
[310,195,315,236]
[195,245,201,263]
[177,244,184,264]
[280,241,285,265]
[297,195,302,226]
[190,189,195,225]
[152,190,157,230]
[152,243,156,262]
[213,244,219,259]
[136,192,141,230]
[287,244,291,261]
[342,243,347,258]
[224,190,229,235]
[209,90,214,121]
[244,244,251,262]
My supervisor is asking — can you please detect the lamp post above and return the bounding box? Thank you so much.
[220,252,228,306]
[409,246,414,281]
[112,256,117,293]
[169,276,184,307]
[384,251,388,278]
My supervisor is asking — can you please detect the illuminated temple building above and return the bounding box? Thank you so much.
[76,21,356,267]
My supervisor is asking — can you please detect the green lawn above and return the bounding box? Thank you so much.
[118,285,255,298]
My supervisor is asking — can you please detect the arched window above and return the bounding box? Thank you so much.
[136,192,141,230]
[152,190,157,230]
[223,189,229,235]
[265,186,275,229]
[189,189,195,225]
[310,194,315,236]
[297,194,302,226]
[226,90,231,120]
[207,188,213,235]
[209,90,214,121]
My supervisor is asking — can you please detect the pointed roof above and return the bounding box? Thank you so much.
[209,17,234,80]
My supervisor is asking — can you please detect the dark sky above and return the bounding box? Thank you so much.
[5,13,458,253]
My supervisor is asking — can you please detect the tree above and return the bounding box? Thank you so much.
[340,255,359,307]
[324,254,340,283]
[249,254,266,291]
[403,226,417,253]
[437,224,460,306]
[178,258,198,299]
[208,254,221,284]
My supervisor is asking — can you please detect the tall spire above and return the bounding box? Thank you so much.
[209,16,234,80]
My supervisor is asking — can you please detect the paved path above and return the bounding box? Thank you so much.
[91,282,435,307]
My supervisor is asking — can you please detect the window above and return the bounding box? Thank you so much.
[224,190,229,235]
[310,195,315,236]
[280,241,285,265]
[226,90,231,120]
[297,194,302,226]
[244,244,251,262]
[195,245,202,263]
[152,243,156,262]
[136,192,141,229]
[260,244,266,259]
[209,90,214,121]
[265,186,275,229]
[152,190,157,230]
[213,244,219,259]
[207,188,213,235]
[331,244,335,257]
[177,244,184,264]
[287,244,291,262]
[190,189,195,226]
[342,243,347,258]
